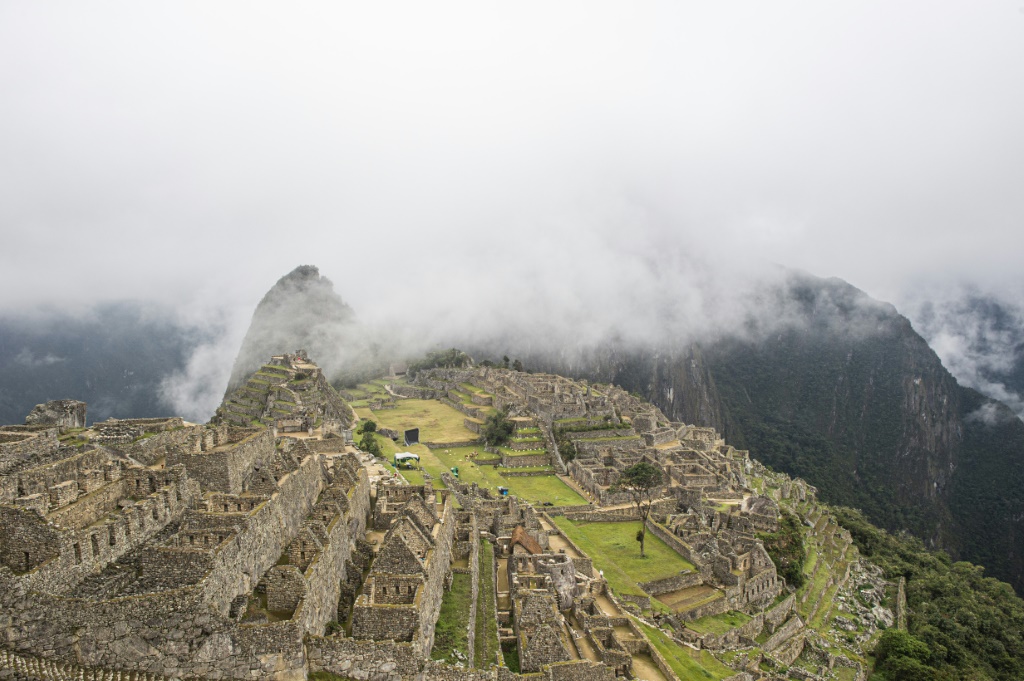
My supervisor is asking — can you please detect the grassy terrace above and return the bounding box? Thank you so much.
[685,610,751,635]
[370,399,479,442]
[636,620,733,680]
[448,388,498,417]
[497,446,547,457]
[552,519,695,604]
[431,572,473,662]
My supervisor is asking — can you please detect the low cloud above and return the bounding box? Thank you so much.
[901,284,1024,419]
[14,349,65,368]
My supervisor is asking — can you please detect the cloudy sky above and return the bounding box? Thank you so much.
[2,2,1023,341]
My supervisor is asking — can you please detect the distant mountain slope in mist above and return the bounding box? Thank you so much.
[0,302,200,425]
[909,290,1024,418]
[516,273,1024,592]
[224,265,358,395]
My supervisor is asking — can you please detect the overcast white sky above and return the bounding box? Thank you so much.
[2,1,1023,326]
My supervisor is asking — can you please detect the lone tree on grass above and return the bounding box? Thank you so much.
[612,461,663,557]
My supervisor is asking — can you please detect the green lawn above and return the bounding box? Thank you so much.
[685,610,751,635]
[552,519,695,599]
[369,399,479,442]
[475,540,499,668]
[431,572,473,662]
[637,621,733,680]
[430,447,588,506]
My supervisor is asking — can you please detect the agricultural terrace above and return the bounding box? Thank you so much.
[552,518,695,606]
[636,620,733,681]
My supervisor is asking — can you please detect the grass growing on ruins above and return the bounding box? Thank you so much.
[431,572,473,663]
[552,519,694,599]
[475,540,499,668]
[370,399,479,442]
[636,620,733,680]
[685,610,751,635]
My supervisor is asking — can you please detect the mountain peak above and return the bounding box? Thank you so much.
[224,265,355,394]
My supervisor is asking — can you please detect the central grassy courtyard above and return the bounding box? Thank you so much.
[552,518,696,601]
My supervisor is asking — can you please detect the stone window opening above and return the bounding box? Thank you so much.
[236,503,242,512]
[189,535,195,544]
[108,526,116,547]
[73,543,82,564]
[151,507,159,520]
[90,534,99,558]
[136,479,141,490]
[224,504,230,512]
[23,551,30,571]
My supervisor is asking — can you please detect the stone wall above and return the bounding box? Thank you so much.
[2,447,110,505]
[419,494,458,652]
[763,615,803,652]
[644,520,697,565]
[500,453,551,468]
[677,594,729,622]
[423,440,483,450]
[638,571,702,597]
[166,428,274,495]
[7,468,198,595]
[308,636,423,681]
[0,429,59,476]
[293,467,371,634]
[197,451,327,616]
[113,425,198,466]
[0,452,329,679]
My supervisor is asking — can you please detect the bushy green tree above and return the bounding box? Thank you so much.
[483,408,514,446]
[358,431,381,457]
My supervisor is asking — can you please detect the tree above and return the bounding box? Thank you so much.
[358,419,377,434]
[483,407,514,446]
[358,431,381,457]
[502,355,510,369]
[512,359,524,372]
[612,461,663,557]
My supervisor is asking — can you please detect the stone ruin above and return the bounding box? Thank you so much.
[0,361,881,681]
[215,351,353,435]
[24,400,87,430]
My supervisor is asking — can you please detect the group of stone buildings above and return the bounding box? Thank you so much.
[0,359,836,681]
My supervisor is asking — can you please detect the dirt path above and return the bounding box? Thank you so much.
[630,653,669,681]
